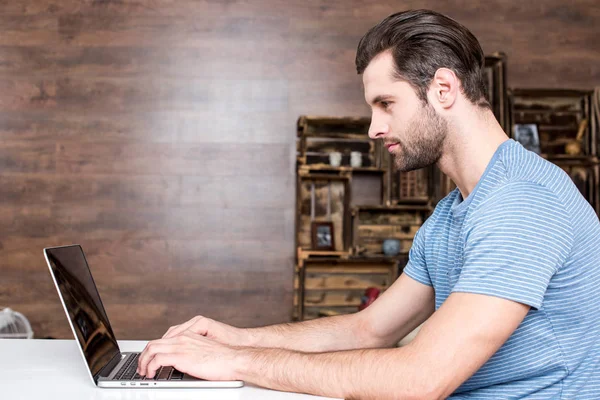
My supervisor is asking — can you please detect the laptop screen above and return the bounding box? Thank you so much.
[45,245,120,379]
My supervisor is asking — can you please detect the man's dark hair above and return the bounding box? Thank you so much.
[356,9,490,109]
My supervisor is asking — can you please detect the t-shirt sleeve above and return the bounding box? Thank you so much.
[404,216,433,287]
[452,182,574,309]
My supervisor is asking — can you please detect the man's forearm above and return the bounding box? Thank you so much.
[234,345,434,400]
[241,312,382,352]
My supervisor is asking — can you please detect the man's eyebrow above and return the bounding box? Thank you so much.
[369,94,394,105]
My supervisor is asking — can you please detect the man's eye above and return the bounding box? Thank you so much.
[380,101,390,109]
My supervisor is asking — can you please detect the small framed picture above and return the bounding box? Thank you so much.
[311,221,335,251]
[514,124,541,154]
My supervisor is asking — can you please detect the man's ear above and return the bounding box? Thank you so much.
[428,68,459,110]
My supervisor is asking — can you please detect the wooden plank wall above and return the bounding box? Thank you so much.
[1,0,598,339]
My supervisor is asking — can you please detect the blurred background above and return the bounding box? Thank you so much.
[1,0,598,340]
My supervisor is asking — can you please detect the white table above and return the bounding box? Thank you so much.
[0,339,341,400]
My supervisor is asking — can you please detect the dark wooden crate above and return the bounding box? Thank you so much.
[297,171,351,253]
[509,89,595,157]
[296,116,378,168]
[351,205,432,258]
[294,258,398,321]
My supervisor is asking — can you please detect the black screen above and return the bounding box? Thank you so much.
[45,245,120,379]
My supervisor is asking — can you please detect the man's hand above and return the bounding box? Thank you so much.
[161,315,251,345]
[136,331,242,381]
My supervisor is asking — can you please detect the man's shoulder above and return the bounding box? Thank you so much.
[463,180,575,254]
[471,180,569,220]
[498,142,575,197]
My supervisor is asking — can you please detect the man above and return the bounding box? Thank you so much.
[137,10,600,399]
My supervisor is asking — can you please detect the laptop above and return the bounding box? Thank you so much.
[43,244,244,389]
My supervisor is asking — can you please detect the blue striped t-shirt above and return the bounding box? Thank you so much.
[405,139,600,399]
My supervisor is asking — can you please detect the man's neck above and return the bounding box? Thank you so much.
[436,109,509,201]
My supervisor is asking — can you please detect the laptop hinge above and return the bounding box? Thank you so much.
[94,351,123,384]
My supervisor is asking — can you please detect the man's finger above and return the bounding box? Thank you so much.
[146,353,179,379]
[137,341,176,376]
[162,317,201,339]
[137,339,156,374]
[182,330,206,340]
[163,316,209,339]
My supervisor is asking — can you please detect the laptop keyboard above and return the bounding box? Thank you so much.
[113,353,185,381]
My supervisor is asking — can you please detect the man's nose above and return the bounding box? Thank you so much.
[368,121,388,140]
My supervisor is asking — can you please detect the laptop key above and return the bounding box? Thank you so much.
[157,367,173,380]
[114,353,139,380]
[170,369,184,380]
[121,355,140,380]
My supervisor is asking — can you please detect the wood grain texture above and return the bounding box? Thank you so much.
[1,0,598,339]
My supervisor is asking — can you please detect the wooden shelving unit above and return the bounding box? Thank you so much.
[293,115,433,321]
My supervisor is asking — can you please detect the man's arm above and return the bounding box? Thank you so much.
[244,273,435,352]
[158,273,434,353]
[138,291,529,398]
[138,273,435,375]
[235,292,530,399]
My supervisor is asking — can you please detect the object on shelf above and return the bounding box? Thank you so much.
[513,123,541,154]
[382,239,401,256]
[329,151,342,167]
[359,287,381,311]
[565,119,589,156]
[0,308,34,339]
[352,205,431,258]
[350,151,363,168]
[311,221,335,251]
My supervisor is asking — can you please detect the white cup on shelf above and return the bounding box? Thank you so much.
[350,151,362,168]
[329,151,342,167]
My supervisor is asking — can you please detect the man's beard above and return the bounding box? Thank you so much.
[389,103,448,172]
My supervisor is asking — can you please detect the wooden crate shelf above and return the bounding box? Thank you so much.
[293,115,435,321]
[509,88,595,157]
[296,116,380,169]
[351,205,431,258]
[294,258,398,321]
